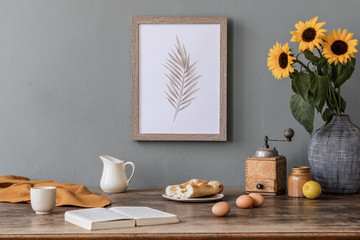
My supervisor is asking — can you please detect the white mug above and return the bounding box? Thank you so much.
[30,186,56,214]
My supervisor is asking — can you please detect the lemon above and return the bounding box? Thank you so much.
[302,181,322,199]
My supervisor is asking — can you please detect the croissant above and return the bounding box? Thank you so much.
[165,179,224,199]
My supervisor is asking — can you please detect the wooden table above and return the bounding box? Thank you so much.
[0,188,360,239]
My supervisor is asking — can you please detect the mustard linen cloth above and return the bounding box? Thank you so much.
[0,175,111,207]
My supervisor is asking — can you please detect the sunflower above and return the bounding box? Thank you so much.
[267,42,296,80]
[322,29,358,65]
[290,16,327,52]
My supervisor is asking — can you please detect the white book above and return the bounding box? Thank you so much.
[64,207,179,230]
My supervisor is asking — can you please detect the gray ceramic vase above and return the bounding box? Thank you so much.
[308,115,360,193]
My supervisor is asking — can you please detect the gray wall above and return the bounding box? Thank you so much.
[1,0,360,188]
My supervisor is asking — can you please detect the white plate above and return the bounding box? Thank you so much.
[162,194,224,203]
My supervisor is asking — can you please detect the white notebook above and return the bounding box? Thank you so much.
[65,207,179,230]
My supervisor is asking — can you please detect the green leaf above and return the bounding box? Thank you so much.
[317,63,323,75]
[291,78,299,95]
[310,75,328,113]
[330,63,337,82]
[290,94,315,135]
[290,70,299,94]
[304,50,320,64]
[322,108,334,123]
[293,72,311,101]
[334,58,356,88]
[289,69,299,79]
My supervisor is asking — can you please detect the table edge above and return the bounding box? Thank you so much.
[1,232,360,240]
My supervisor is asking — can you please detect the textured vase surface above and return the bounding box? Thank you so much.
[308,115,360,193]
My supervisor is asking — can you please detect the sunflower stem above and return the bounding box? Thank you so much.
[294,59,315,76]
[324,61,341,115]
[317,50,342,115]
[315,46,322,57]
[295,52,304,59]
[331,85,340,115]
[338,86,341,113]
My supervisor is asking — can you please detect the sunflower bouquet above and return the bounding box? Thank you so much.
[267,17,358,135]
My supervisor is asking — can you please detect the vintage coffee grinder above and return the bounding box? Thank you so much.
[246,128,294,195]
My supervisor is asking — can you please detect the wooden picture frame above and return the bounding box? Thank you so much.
[132,17,227,141]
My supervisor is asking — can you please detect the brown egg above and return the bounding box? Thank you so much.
[236,195,254,208]
[212,201,231,217]
[249,193,265,207]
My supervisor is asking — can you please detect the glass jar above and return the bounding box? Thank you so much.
[288,166,313,197]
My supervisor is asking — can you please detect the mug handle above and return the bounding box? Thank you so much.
[123,162,136,187]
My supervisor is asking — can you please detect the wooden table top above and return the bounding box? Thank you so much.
[0,188,360,240]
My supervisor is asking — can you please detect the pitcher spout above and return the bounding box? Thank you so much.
[100,155,122,164]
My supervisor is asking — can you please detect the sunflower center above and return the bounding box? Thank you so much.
[278,52,288,69]
[331,40,348,55]
[301,28,316,42]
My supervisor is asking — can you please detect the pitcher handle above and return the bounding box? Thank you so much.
[123,162,136,187]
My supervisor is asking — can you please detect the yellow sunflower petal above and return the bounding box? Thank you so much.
[337,28,342,37]
[345,32,354,41]
[340,29,348,40]
[290,35,297,42]
[308,42,315,51]
[339,55,345,63]
[317,28,327,33]
[327,33,335,43]
[349,39,358,46]
[299,41,305,51]
[310,16,318,26]
[315,21,326,29]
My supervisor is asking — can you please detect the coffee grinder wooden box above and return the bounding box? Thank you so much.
[246,129,294,195]
[246,156,287,195]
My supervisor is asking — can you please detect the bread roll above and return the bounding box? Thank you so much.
[165,179,223,199]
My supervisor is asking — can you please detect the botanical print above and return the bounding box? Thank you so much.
[163,37,202,122]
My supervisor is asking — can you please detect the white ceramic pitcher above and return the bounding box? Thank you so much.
[100,155,136,193]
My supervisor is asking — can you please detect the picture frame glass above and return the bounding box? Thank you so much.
[139,24,221,134]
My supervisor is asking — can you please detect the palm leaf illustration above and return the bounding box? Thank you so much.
[163,36,202,122]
